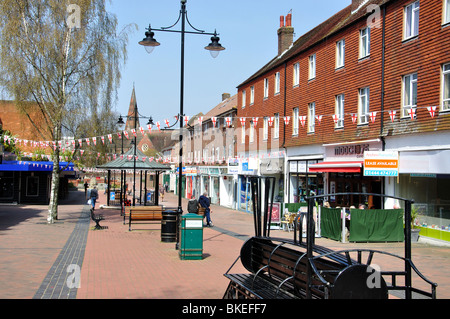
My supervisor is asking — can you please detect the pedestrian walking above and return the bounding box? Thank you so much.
[199,192,213,227]
[90,185,99,210]
[84,181,89,199]
[159,184,165,202]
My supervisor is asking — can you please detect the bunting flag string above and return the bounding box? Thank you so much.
[2,105,443,160]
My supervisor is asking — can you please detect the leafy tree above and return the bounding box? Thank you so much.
[0,0,135,223]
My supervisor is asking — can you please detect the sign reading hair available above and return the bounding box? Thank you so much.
[364,151,399,177]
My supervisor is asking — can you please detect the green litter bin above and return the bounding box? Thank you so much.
[179,213,203,260]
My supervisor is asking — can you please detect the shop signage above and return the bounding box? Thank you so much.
[364,151,399,176]
[335,144,370,157]
[228,158,239,175]
[270,202,281,224]
[260,158,284,174]
[176,167,197,175]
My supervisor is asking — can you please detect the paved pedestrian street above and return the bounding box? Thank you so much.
[0,190,449,302]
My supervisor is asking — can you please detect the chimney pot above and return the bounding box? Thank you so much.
[222,93,231,101]
[280,16,285,28]
[277,14,294,55]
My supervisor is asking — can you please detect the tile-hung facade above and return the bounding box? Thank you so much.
[237,0,450,238]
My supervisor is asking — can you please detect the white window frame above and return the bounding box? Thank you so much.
[336,39,345,69]
[360,27,371,59]
[445,0,450,24]
[402,73,418,117]
[274,113,279,139]
[308,103,315,133]
[275,72,280,95]
[241,125,246,144]
[250,86,255,105]
[359,87,370,124]
[335,94,345,128]
[249,122,254,143]
[293,107,299,136]
[404,1,420,40]
[309,54,316,80]
[263,117,269,140]
[242,90,246,108]
[293,62,300,87]
[264,78,269,99]
[443,63,450,111]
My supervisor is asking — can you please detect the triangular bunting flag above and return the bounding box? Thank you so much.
[389,110,396,122]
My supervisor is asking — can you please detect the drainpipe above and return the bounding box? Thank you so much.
[380,4,387,208]
[282,62,288,204]
[380,4,386,152]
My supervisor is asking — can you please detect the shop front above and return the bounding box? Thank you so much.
[237,158,259,213]
[385,132,450,240]
[197,166,229,205]
[288,159,324,204]
[309,139,384,208]
[260,157,284,203]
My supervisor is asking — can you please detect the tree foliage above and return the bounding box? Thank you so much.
[0,0,135,222]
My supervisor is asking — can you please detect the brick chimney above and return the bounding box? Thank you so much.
[278,13,294,55]
[222,93,231,101]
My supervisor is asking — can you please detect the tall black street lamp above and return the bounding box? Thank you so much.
[117,109,154,207]
[139,0,225,216]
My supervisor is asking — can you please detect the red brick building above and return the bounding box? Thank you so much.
[237,0,450,232]
[0,100,52,155]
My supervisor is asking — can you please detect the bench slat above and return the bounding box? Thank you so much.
[128,208,164,231]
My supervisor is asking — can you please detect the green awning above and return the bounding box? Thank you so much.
[97,145,170,171]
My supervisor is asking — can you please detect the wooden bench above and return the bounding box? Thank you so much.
[126,206,163,231]
[90,209,105,230]
[224,237,389,299]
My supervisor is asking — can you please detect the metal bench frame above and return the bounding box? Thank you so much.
[223,177,438,300]
[90,209,105,230]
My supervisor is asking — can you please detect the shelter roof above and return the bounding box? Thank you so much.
[97,144,170,171]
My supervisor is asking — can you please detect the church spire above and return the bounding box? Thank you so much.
[125,85,140,131]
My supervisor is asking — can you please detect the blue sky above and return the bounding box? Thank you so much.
[108,0,351,125]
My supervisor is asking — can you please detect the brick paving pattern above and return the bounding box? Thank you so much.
[0,189,449,299]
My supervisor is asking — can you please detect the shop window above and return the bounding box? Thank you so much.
[26,176,39,197]
[0,174,14,198]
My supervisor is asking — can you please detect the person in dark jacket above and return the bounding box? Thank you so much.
[199,192,213,227]
[90,185,99,210]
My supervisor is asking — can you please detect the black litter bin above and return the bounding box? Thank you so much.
[161,210,178,243]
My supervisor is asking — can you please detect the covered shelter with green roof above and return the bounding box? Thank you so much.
[98,144,170,207]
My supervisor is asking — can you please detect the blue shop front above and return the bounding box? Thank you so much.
[0,161,76,204]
